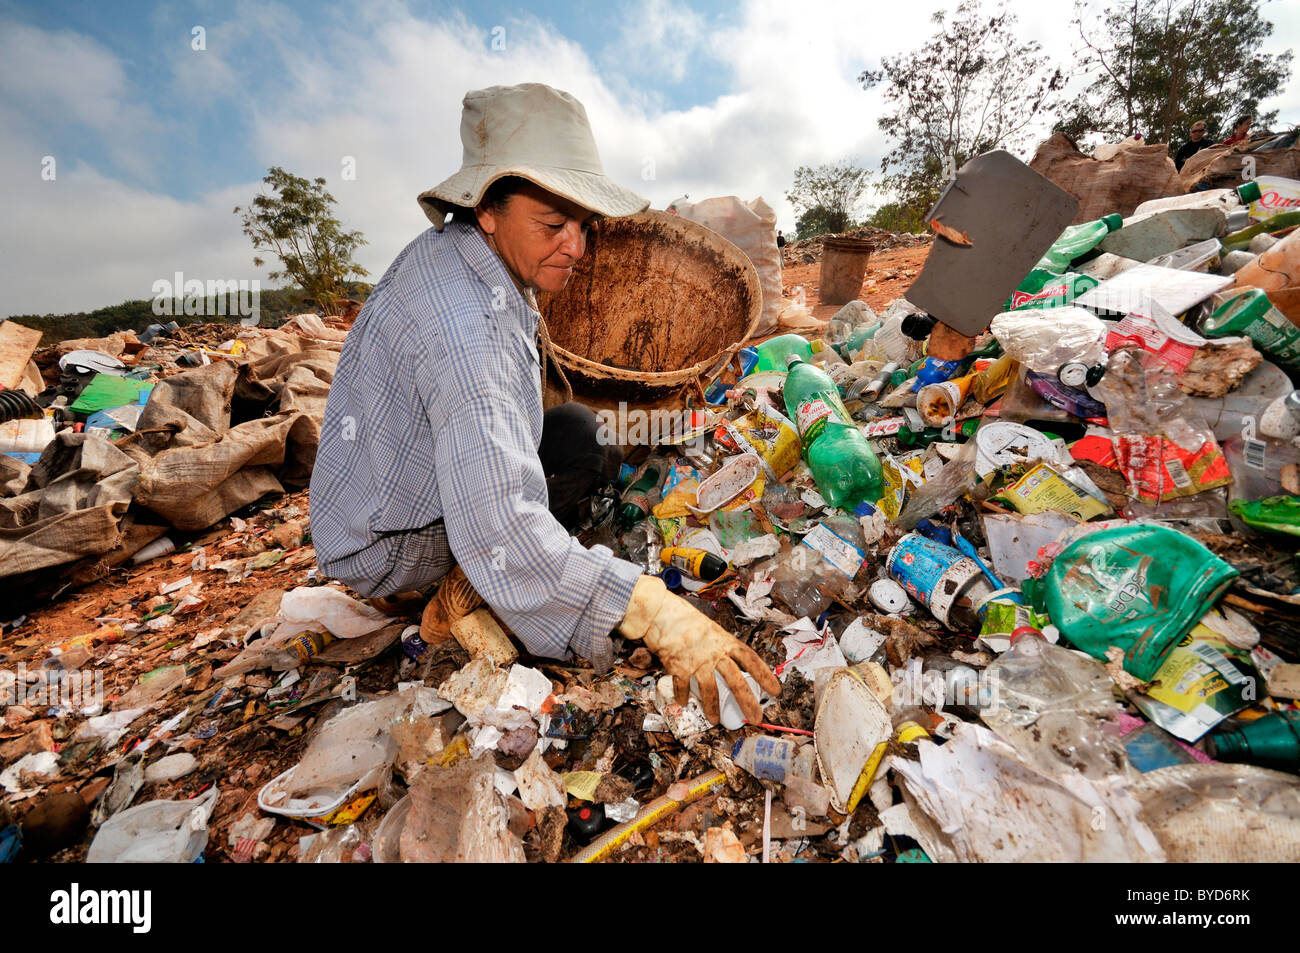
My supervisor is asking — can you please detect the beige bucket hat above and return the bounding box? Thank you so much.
[419,83,649,228]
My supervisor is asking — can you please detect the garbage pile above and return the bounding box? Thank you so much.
[9,166,1300,864]
[0,314,349,604]
[781,227,931,267]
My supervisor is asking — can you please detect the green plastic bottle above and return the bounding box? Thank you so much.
[782,354,884,509]
[896,419,979,448]
[1007,270,1100,311]
[754,334,813,372]
[1034,214,1123,274]
[617,465,661,530]
[1207,710,1300,769]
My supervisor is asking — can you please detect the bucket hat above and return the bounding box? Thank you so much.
[419,83,649,228]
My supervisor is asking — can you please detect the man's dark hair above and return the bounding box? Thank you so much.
[451,175,532,224]
[1235,114,1253,128]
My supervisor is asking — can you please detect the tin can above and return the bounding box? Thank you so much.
[886,533,992,631]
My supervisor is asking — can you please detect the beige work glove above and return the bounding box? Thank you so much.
[620,575,780,725]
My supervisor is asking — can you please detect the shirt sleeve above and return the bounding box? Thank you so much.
[433,389,641,670]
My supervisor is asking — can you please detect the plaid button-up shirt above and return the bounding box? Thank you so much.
[310,221,641,669]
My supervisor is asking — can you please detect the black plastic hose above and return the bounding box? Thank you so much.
[0,389,43,424]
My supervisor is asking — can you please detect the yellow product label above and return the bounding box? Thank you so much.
[653,516,687,547]
[318,792,377,826]
[877,452,925,521]
[731,409,801,480]
[1146,625,1236,714]
[1003,463,1110,521]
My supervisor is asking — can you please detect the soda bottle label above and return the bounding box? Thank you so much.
[795,390,852,444]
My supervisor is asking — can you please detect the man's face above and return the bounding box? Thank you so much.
[1190,123,1206,140]
[475,182,595,294]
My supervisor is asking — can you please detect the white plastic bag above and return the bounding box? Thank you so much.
[669,195,783,335]
[87,787,219,863]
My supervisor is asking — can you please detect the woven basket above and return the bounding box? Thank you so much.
[538,210,762,401]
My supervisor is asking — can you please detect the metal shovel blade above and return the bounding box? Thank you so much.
[906,150,1079,336]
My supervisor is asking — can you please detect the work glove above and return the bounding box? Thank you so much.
[619,575,780,725]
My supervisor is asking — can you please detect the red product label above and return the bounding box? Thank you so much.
[1070,432,1231,502]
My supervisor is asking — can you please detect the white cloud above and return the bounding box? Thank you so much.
[1,0,1298,316]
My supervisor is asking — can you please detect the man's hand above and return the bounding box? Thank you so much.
[619,575,780,724]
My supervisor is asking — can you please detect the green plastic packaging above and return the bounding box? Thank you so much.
[783,355,884,509]
[1041,524,1239,681]
[1034,214,1123,275]
[1229,496,1300,536]
[1221,210,1300,252]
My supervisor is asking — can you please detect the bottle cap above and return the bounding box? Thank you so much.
[1101,213,1124,232]
[1058,361,1090,388]
[785,353,803,369]
[1237,180,1262,204]
[1010,625,1043,644]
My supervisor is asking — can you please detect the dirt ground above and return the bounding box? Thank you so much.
[783,244,932,322]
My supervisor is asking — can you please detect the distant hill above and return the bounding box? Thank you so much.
[9,286,371,346]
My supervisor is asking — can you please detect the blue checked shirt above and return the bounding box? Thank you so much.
[310,221,642,669]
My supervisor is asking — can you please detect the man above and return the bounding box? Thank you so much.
[776,229,786,249]
[1223,114,1252,147]
[311,83,779,723]
[1174,120,1210,171]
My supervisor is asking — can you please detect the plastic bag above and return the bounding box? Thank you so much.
[87,787,218,863]
[989,307,1105,374]
[668,195,783,336]
[1036,524,1238,680]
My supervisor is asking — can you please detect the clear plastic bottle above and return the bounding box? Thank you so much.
[981,626,1128,779]
[1129,180,1261,222]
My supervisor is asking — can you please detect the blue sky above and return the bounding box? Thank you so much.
[2,0,1297,316]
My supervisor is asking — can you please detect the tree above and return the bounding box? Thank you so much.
[235,167,369,315]
[860,0,1064,223]
[1062,0,1292,148]
[786,160,872,238]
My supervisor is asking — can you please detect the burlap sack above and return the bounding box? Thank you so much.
[125,331,340,530]
[0,432,138,577]
[1175,140,1300,194]
[1030,132,1178,224]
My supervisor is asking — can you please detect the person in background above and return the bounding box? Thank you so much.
[776,229,786,249]
[1174,119,1211,171]
[1223,114,1253,146]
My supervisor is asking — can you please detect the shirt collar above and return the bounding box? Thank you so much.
[447,221,540,324]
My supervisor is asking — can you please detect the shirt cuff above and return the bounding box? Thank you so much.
[568,549,642,673]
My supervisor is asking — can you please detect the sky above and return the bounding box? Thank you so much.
[2,0,1298,317]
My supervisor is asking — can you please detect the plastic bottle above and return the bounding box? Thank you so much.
[896,419,979,448]
[1035,214,1123,274]
[1230,227,1300,296]
[1129,180,1261,221]
[265,630,336,671]
[616,463,662,530]
[909,356,962,393]
[731,734,799,783]
[659,546,728,581]
[1248,175,1300,221]
[754,333,813,372]
[1222,211,1300,252]
[1205,710,1300,768]
[782,354,884,509]
[982,627,1117,729]
[1007,271,1100,311]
